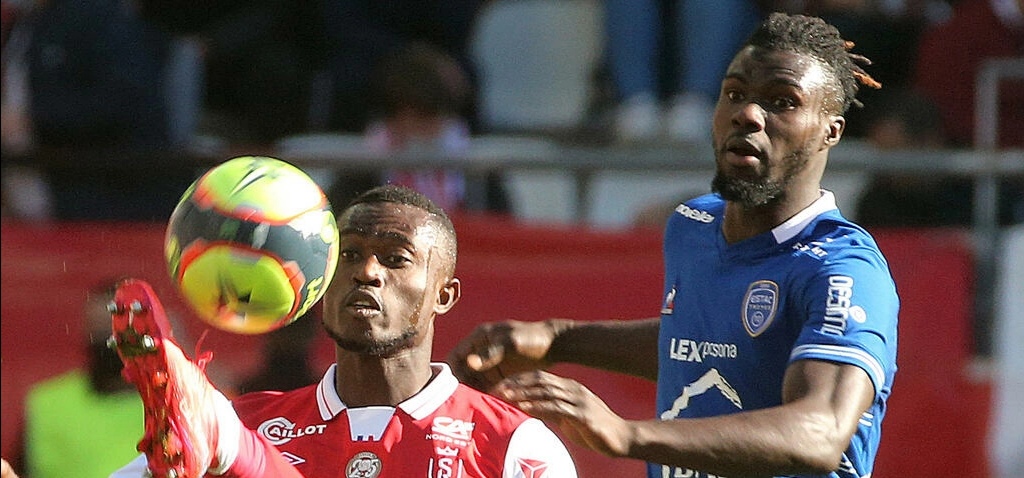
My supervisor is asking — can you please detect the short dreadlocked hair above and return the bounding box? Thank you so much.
[746,12,881,114]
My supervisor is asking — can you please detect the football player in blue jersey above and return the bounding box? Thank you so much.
[449,11,898,478]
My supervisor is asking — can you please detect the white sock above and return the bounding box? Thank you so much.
[207,390,241,475]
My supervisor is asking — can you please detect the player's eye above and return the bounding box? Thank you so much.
[770,96,796,110]
[725,90,744,103]
[378,253,412,268]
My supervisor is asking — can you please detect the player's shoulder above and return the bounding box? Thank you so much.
[680,193,724,217]
[806,214,887,260]
[666,193,723,230]
[791,215,896,290]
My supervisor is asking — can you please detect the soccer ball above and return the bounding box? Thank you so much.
[165,156,339,334]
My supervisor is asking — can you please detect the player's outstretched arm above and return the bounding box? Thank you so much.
[494,359,874,477]
[448,317,661,391]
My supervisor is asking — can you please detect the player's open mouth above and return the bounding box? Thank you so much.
[347,305,380,320]
[345,290,382,318]
[724,138,763,168]
[726,137,761,155]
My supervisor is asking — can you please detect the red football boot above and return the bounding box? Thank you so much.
[108,278,221,478]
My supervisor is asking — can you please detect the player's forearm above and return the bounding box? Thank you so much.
[624,405,851,476]
[546,317,660,381]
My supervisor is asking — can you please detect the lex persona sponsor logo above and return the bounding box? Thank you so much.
[675,204,715,223]
[257,417,327,445]
[668,337,738,363]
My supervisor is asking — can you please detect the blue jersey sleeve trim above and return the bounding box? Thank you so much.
[790,343,886,395]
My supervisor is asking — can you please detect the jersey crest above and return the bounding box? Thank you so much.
[742,280,778,337]
[346,451,382,478]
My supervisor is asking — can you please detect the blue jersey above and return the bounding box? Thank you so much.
[653,192,898,478]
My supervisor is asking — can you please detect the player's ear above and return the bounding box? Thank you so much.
[824,114,845,147]
[435,277,461,315]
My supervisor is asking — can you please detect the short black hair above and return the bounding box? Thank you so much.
[344,184,458,274]
[746,12,881,114]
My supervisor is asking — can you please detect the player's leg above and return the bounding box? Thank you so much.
[108,278,302,478]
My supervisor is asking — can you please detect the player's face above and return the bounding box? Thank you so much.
[710,46,844,207]
[321,202,459,357]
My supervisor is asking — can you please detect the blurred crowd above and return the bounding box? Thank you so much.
[0,0,1021,224]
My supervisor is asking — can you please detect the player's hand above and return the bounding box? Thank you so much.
[493,370,634,458]
[447,319,558,391]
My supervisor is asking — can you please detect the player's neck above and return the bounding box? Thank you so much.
[333,349,436,408]
[722,186,822,244]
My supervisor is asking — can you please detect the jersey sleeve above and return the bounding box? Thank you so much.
[502,418,579,478]
[790,245,899,399]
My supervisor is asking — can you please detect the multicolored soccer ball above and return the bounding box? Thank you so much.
[165,156,339,334]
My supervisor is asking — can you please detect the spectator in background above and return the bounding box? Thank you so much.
[912,0,1024,148]
[321,0,485,135]
[0,0,196,221]
[857,88,948,150]
[21,278,144,478]
[23,0,169,150]
[855,87,1024,227]
[604,0,762,143]
[853,88,964,226]
[138,0,326,143]
[327,42,510,214]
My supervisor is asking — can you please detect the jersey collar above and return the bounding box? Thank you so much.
[770,190,838,244]
[315,362,460,421]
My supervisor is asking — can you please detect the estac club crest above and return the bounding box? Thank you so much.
[742,280,778,337]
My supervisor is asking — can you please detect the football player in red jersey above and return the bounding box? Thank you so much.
[110,184,577,478]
